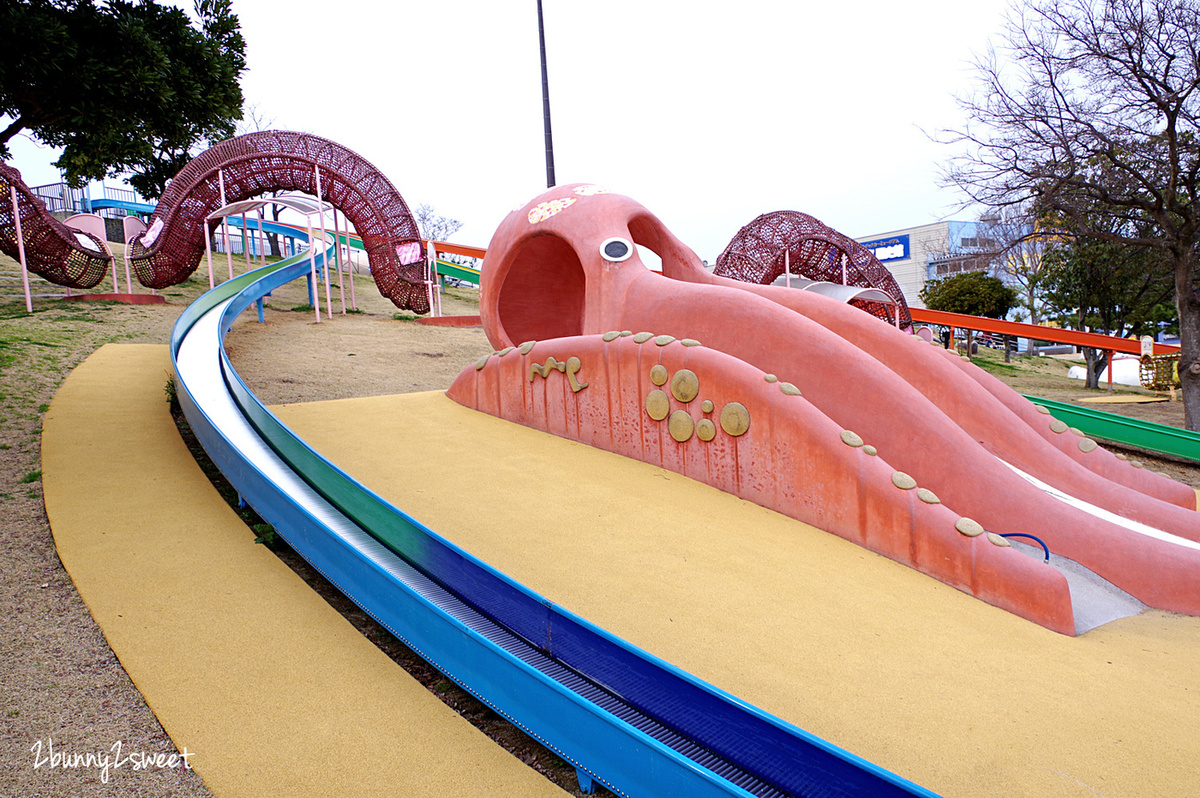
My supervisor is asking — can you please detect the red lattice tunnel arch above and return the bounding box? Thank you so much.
[714,210,911,329]
[128,131,429,311]
[0,162,113,289]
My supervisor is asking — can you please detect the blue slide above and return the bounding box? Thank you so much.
[169,258,941,797]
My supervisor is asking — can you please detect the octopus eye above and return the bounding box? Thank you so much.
[600,237,633,262]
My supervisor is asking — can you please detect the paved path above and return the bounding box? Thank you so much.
[276,389,1200,798]
[43,345,564,798]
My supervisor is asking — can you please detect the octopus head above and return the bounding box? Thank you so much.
[479,184,706,350]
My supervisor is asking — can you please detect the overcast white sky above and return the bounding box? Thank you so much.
[6,0,1014,262]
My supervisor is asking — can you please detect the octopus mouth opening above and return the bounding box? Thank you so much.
[496,233,586,344]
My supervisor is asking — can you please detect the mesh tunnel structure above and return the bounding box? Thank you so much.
[0,162,112,289]
[128,130,429,312]
[714,210,912,329]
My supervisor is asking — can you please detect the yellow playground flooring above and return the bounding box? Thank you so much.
[43,345,564,798]
[46,344,1200,798]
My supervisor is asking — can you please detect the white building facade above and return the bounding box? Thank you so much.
[854,220,992,309]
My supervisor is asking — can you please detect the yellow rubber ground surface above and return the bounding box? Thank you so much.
[42,345,565,798]
[274,389,1200,798]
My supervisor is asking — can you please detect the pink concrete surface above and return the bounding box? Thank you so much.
[452,184,1200,632]
[449,335,1076,634]
[61,292,166,305]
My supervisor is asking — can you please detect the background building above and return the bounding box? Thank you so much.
[855,220,994,308]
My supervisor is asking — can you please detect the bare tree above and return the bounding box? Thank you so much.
[235,103,275,137]
[940,0,1200,427]
[234,104,288,257]
[926,228,1003,280]
[414,203,463,242]
[974,203,1057,352]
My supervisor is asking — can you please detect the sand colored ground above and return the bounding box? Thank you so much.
[19,268,1200,797]
[41,344,564,798]
[274,390,1200,798]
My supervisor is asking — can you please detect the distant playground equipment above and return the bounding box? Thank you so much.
[126,131,436,310]
[908,305,1181,392]
[1,131,446,314]
[712,209,912,329]
[1140,333,1182,395]
[0,162,113,310]
[1024,394,1200,464]
[202,193,360,324]
[457,184,1200,637]
[912,308,1184,399]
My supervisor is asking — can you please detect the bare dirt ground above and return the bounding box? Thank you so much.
[2,248,1198,796]
[965,345,1200,487]
[2,249,216,797]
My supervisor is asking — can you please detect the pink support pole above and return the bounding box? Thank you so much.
[314,166,333,320]
[306,217,321,324]
[205,219,215,289]
[425,240,436,317]
[111,237,120,294]
[348,225,357,312]
[333,208,346,314]
[434,239,447,316]
[224,218,234,280]
[217,170,232,281]
[242,212,252,274]
[257,211,267,269]
[11,186,32,313]
[785,250,791,289]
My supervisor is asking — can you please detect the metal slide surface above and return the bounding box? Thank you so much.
[169,261,939,798]
[1025,394,1200,463]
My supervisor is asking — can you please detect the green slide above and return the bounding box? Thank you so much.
[1024,394,1200,463]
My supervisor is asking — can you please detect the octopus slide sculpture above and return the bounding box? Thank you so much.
[448,185,1200,636]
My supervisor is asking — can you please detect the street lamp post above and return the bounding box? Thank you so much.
[537,0,555,188]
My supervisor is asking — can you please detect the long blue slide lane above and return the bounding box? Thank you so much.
[170,258,941,798]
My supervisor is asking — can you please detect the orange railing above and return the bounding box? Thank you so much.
[909,307,1180,356]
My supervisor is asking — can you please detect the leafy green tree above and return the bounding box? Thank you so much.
[0,0,246,198]
[1042,232,1176,387]
[920,270,1019,319]
[941,0,1200,427]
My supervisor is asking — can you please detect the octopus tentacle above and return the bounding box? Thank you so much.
[0,163,112,289]
[128,131,428,312]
